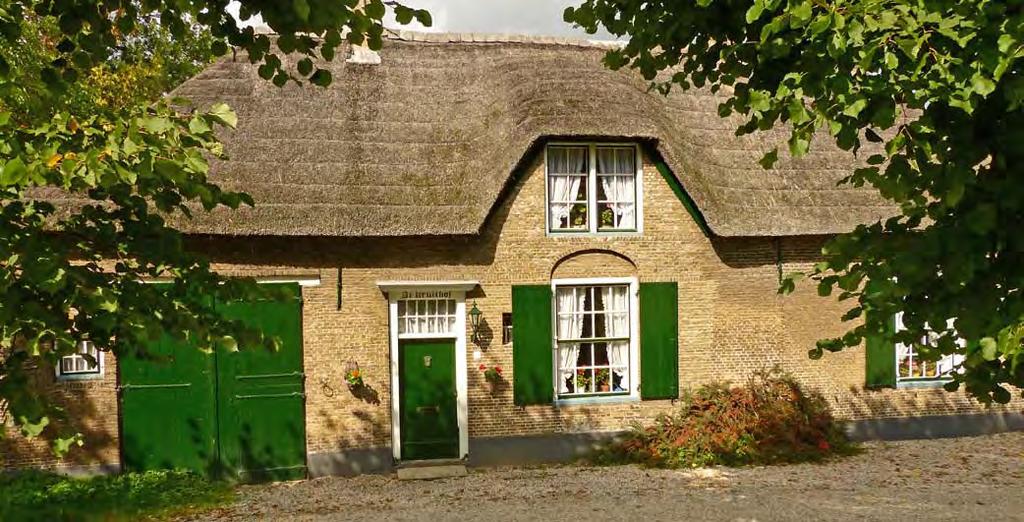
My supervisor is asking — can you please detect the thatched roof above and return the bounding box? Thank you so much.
[163,31,894,237]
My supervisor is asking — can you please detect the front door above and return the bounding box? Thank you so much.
[399,339,458,460]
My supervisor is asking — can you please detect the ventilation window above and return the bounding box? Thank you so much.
[502,313,513,345]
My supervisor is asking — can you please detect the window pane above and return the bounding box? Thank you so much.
[596,147,635,174]
[593,342,609,365]
[555,285,631,397]
[548,146,588,174]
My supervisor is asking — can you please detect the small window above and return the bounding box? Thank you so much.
[895,313,964,384]
[501,313,513,345]
[554,284,631,397]
[547,144,639,234]
[397,298,457,336]
[57,340,103,379]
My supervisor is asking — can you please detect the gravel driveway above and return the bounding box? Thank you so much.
[188,432,1024,522]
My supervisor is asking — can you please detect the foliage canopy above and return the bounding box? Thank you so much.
[567,0,1024,403]
[0,1,427,454]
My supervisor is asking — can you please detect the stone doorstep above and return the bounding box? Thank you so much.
[396,459,468,480]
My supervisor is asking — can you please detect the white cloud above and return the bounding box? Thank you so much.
[225,2,266,30]
[227,1,618,39]
[384,0,618,39]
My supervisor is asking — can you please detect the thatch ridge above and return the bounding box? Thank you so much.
[137,34,894,237]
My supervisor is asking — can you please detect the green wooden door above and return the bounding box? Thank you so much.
[217,285,307,482]
[119,335,219,475]
[119,284,306,482]
[399,338,458,460]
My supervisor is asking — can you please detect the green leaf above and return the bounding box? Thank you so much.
[18,415,50,438]
[1,157,28,186]
[207,103,238,129]
[808,13,832,35]
[759,148,779,169]
[293,0,311,21]
[971,72,996,97]
[843,98,868,118]
[365,0,386,20]
[791,1,813,24]
[188,116,211,135]
[788,133,810,156]
[980,337,998,361]
[414,10,433,27]
[140,116,173,134]
[310,68,332,87]
[745,0,764,23]
[394,7,414,25]
[884,50,898,70]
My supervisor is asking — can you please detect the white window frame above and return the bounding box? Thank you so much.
[551,276,640,404]
[396,297,459,338]
[895,312,965,388]
[545,143,644,236]
[55,340,104,381]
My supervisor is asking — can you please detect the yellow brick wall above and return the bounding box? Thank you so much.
[4,144,1019,470]
[1,354,120,470]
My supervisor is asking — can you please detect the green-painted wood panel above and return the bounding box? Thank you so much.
[640,282,680,400]
[119,334,219,475]
[216,283,306,482]
[865,311,897,388]
[399,338,459,460]
[511,285,555,405]
[119,283,306,483]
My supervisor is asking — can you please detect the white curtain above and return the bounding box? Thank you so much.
[549,148,587,228]
[596,148,636,228]
[556,287,586,392]
[601,286,629,389]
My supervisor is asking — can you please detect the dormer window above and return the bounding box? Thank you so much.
[546,144,641,234]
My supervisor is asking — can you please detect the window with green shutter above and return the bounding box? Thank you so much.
[640,282,679,400]
[511,285,554,405]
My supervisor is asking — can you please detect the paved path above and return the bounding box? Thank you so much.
[188,432,1024,521]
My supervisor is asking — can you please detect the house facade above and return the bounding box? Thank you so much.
[3,32,1021,478]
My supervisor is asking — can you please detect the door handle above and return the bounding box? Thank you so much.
[416,405,439,414]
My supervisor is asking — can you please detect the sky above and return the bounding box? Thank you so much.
[227,1,618,40]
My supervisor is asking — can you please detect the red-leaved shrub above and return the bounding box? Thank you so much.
[602,367,851,467]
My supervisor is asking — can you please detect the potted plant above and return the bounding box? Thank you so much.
[595,368,611,392]
[480,364,503,383]
[575,369,592,393]
[345,367,364,389]
[571,204,587,227]
[600,208,615,228]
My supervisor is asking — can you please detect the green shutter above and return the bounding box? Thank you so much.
[512,285,554,405]
[865,311,897,388]
[640,282,679,400]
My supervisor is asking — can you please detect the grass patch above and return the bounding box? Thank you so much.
[595,367,859,468]
[0,469,234,521]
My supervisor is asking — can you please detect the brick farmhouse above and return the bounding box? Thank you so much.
[3,32,1021,477]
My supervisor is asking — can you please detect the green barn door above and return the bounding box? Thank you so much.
[217,284,307,482]
[399,339,458,461]
[119,335,218,475]
[119,283,306,483]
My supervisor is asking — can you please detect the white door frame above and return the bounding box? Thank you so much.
[378,281,476,461]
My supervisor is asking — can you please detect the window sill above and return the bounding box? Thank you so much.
[554,394,639,407]
[546,231,643,239]
[897,379,951,390]
[56,372,104,382]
